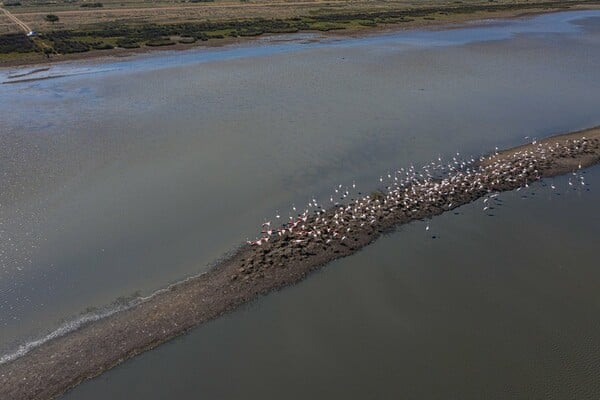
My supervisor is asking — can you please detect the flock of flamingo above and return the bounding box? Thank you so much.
[246,137,596,248]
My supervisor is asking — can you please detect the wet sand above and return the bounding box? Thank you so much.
[0,126,598,400]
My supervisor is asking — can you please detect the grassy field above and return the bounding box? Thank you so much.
[1,0,598,64]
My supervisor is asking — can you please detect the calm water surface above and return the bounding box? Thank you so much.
[0,10,599,397]
[65,166,600,399]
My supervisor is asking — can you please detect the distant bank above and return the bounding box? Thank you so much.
[1,0,599,68]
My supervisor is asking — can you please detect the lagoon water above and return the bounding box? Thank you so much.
[66,166,600,399]
[1,10,600,398]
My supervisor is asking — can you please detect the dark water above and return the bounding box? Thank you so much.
[65,166,600,399]
[0,10,599,397]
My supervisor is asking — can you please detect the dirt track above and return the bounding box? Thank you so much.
[1,6,31,32]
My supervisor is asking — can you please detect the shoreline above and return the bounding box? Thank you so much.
[0,126,599,400]
[1,3,599,69]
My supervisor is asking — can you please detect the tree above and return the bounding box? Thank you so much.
[45,14,59,23]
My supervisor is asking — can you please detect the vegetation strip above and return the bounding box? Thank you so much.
[1,0,599,61]
[0,126,599,400]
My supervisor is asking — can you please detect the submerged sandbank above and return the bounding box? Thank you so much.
[0,126,599,400]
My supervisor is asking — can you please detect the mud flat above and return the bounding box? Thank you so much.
[1,126,599,400]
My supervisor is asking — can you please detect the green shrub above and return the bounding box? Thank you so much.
[91,42,114,50]
[116,38,140,48]
[0,33,35,53]
[45,14,60,23]
[145,38,176,46]
[237,28,263,37]
[358,20,377,27]
[52,39,90,53]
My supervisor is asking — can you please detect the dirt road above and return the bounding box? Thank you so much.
[1,6,31,33]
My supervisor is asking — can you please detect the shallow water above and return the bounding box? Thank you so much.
[64,165,600,400]
[0,9,599,392]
